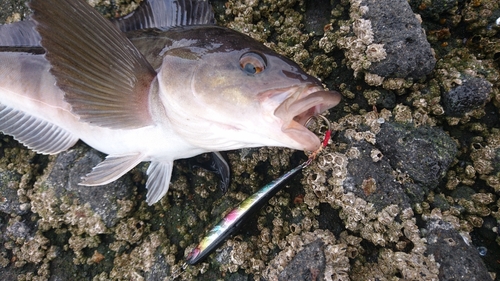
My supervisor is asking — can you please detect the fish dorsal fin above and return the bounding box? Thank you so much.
[0,104,78,154]
[0,20,41,47]
[112,0,215,32]
[29,0,156,129]
[79,153,146,186]
[145,161,173,205]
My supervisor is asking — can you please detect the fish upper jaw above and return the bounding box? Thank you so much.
[272,85,341,151]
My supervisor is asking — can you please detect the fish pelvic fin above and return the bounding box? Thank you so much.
[0,20,41,48]
[211,152,231,194]
[0,104,78,155]
[29,0,156,129]
[112,0,215,32]
[145,161,173,205]
[190,152,231,193]
[80,153,145,186]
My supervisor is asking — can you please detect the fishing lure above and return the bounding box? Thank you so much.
[186,161,308,264]
[185,115,331,265]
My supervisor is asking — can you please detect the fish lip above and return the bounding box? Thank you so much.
[273,85,341,151]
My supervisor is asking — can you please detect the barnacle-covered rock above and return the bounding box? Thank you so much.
[341,139,412,209]
[0,154,33,216]
[360,0,436,79]
[442,76,492,117]
[376,122,458,199]
[263,229,350,281]
[32,145,135,229]
[2,0,500,279]
[425,219,493,281]
[350,207,440,280]
[277,239,326,281]
[470,129,500,192]
[331,0,435,84]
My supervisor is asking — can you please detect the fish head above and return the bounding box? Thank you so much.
[157,26,341,152]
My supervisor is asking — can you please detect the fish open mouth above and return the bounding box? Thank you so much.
[274,85,341,151]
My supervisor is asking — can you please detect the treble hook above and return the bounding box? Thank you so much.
[305,115,332,166]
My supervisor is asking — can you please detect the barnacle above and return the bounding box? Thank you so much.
[263,229,350,281]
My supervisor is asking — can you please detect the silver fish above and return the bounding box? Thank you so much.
[0,0,341,205]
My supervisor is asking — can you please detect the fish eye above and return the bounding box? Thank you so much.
[239,52,266,75]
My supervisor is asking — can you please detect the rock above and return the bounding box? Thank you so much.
[0,170,27,216]
[5,220,32,241]
[39,145,135,228]
[408,0,458,20]
[376,122,457,200]
[425,219,493,281]
[304,0,333,36]
[340,121,457,207]
[144,254,170,281]
[361,0,436,78]
[278,240,326,281]
[342,137,413,210]
[442,76,492,117]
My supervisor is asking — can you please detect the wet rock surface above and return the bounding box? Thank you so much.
[409,0,459,20]
[341,133,413,210]
[338,121,457,210]
[303,0,333,36]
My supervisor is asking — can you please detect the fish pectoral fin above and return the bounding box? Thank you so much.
[145,161,174,205]
[111,0,215,32]
[29,0,156,129]
[80,153,145,186]
[0,104,78,155]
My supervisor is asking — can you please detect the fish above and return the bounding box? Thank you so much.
[0,0,341,205]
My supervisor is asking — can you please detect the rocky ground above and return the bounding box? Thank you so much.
[0,0,499,280]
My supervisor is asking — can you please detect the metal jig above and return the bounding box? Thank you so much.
[184,115,332,265]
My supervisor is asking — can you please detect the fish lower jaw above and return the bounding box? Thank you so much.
[280,121,321,151]
[274,88,341,152]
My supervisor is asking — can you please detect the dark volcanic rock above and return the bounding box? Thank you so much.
[304,0,333,36]
[442,77,492,117]
[376,122,457,199]
[361,0,436,78]
[425,219,493,281]
[41,145,135,228]
[278,240,326,281]
[341,121,457,207]
[342,138,412,210]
